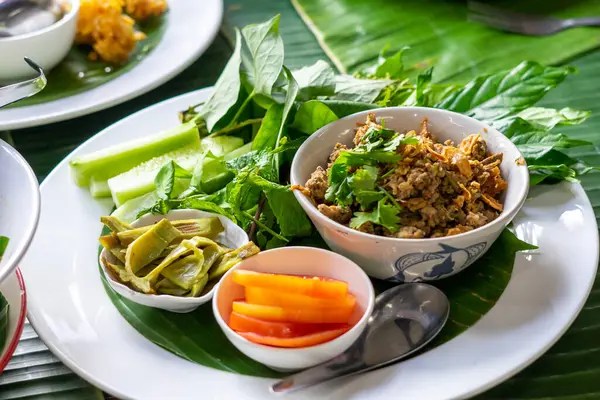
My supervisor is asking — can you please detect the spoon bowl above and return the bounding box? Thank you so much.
[271,283,449,393]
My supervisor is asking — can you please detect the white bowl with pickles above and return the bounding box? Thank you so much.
[98,209,259,313]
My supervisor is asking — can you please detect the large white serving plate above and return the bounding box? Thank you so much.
[0,0,222,130]
[20,89,599,400]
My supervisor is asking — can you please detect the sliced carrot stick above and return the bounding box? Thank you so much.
[245,286,356,309]
[232,270,348,299]
[228,312,348,338]
[232,301,353,324]
[237,327,350,348]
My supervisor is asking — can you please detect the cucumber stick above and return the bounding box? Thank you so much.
[69,122,200,187]
[90,177,111,198]
[108,136,245,207]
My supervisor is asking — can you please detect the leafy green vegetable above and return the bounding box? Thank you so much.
[435,62,574,122]
[155,161,192,200]
[518,107,591,131]
[350,198,401,232]
[332,75,392,103]
[292,60,336,100]
[291,100,338,134]
[252,104,284,151]
[359,45,409,80]
[242,15,285,105]
[0,236,8,259]
[199,29,244,132]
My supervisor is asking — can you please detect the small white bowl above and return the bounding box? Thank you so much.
[99,209,249,313]
[290,107,529,282]
[212,246,375,371]
[0,139,40,284]
[0,0,80,82]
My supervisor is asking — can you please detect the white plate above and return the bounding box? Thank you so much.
[0,139,40,284]
[0,0,222,130]
[0,269,27,373]
[20,89,599,400]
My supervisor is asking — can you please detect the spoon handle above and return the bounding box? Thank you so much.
[271,353,368,394]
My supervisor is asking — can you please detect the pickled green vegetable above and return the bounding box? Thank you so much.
[209,242,261,281]
[116,217,224,245]
[125,219,180,274]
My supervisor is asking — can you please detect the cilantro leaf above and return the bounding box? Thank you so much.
[350,199,401,232]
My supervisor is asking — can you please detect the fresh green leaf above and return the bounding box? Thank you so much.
[355,190,385,210]
[292,60,336,100]
[359,45,409,79]
[199,29,244,132]
[512,131,592,160]
[349,198,401,232]
[270,137,307,155]
[402,67,433,106]
[247,174,312,237]
[347,165,378,191]
[252,104,284,151]
[178,197,236,222]
[0,236,8,258]
[241,15,285,100]
[332,75,393,103]
[190,153,235,194]
[528,164,579,185]
[334,149,401,167]
[319,100,378,117]
[517,107,591,131]
[435,62,574,122]
[155,161,192,200]
[291,100,339,134]
[382,134,419,152]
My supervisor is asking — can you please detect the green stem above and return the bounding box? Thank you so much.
[207,118,263,138]
[242,211,289,243]
[377,185,402,209]
[228,91,255,127]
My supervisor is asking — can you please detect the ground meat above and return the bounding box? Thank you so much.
[394,226,427,239]
[328,143,348,166]
[317,204,352,224]
[305,166,328,202]
[307,116,507,238]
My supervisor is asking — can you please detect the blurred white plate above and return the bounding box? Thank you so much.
[0,269,27,373]
[0,139,40,284]
[0,0,222,130]
[20,89,599,399]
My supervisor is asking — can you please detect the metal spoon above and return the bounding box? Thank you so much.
[0,0,62,38]
[271,283,450,394]
[0,57,46,108]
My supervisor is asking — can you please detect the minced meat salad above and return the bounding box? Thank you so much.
[297,113,507,238]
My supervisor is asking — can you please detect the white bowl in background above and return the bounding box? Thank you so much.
[290,107,529,282]
[213,246,375,371]
[99,209,249,313]
[0,139,40,284]
[0,0,79,82]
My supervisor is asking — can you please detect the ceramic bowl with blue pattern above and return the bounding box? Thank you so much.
[290,107,529,282]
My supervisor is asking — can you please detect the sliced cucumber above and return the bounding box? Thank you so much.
[111,179,190,223]
[224,142,253,161]
[108,145,201,206]
[108,136,246,207]
[69,122,200,187]
[90,177,111,198]
[200,136,244,156]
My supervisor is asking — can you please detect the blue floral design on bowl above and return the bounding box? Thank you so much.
[388,242,488,282]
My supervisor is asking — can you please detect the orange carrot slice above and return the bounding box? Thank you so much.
[237,327,350,348]
[245,286,356,309]
[232,270,348,299]
[228,312,348,338]
[232,301,354,324]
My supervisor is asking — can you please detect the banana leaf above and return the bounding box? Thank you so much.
[8,15,167,108]
[291,0,600,82]
[102,228,533,376]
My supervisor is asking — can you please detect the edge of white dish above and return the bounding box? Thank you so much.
[0,268,27,372]
[99,209,249,313]
[0,139,41,284]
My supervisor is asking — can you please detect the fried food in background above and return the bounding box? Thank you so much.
[76,0,167,64]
